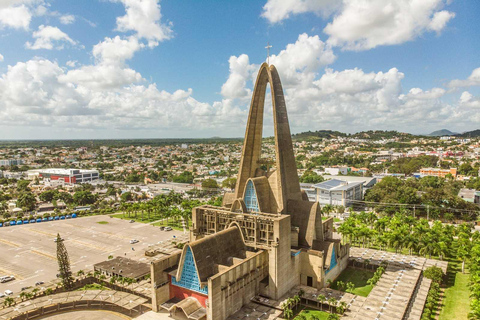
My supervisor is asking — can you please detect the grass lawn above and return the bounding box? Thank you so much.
[331,267,375,297]
[153,219,191,231]
[439,260,470,320]
[96,221,109,224]
[294,307,331,319]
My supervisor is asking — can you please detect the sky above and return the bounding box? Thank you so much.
[0,0,479,139]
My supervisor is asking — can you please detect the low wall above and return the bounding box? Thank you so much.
[10,300,149,320]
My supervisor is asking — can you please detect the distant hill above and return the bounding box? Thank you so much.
[455,129,480,138]
[350,130,416,140]
[292,130,347,140]
[429,129,457,136]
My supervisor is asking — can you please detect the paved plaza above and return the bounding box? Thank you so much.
[0,215,183,294]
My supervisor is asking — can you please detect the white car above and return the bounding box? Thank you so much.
[4,290,13,296]
[130,239,139,244]
[0,276,15,283]
[0,292,4,298]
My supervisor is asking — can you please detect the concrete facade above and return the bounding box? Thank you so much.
[150,63,349,320]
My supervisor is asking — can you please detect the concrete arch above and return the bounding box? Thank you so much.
[234,63,302,214]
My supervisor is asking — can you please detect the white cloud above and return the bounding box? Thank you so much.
[0,4,31,30]
[448,67,480,88]
[459,91,480,108]
[114,0,173,47]
[221,54,256,99]
[262,0,340,24]
[92,36,144,66]
[406,87,446,100]
[25,25,77,50]
[0,53,3,62]
[66,60,77,68]
[324,0,455,51]
[59,14,75,25]
[270,33,336,88]
[428,10,455,32]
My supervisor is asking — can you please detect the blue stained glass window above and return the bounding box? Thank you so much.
[171,247,208,294]
[244,180,260,212]
[325,246,337,274]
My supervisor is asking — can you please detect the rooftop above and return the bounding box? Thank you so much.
[94,256,150,280]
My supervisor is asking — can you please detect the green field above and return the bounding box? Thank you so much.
[438,261,470,320]
[96,221,109,224]
[294,308,331,319]
[331,267,375,297]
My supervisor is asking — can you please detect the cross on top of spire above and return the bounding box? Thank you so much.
[265,42,272,65]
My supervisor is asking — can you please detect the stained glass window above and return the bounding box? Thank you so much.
[244,180,260,212]
[325,246,337,274]
[171,246,208,294]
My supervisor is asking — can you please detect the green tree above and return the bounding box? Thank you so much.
[17,192,36,211]
[202,178,219,189]
[73,190,96,205]
[221,177,237,189]
[121,191,134,202]
[299,170,324,183]
[56,233,73,290]
[16,179,31,192]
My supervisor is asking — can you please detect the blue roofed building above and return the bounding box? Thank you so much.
[312,179,363,207]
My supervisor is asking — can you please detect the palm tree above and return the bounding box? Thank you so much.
[19,291,27,301]
[346,282,355,294]
[293,294,301,310]
[32,287,39,297]
[283,307,293,320]
[339,301,348,314]
[3,297,15,307]
[336,280,345,291]
[328,297,337,313]
[317,294,326,311]
[76,269,85,278]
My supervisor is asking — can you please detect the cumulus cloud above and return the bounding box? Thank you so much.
[262,0,455,51]
[459,91,480,108]
[262,0,340,24]
[25,25,77,50]
[324,0,455,50]
[0,4,31,30]
[221,54,257,99]
[114,0,173,47]
[93,36,144,66]
[66,60,77,68]
[448,67,480,88]
[59,14,75,24]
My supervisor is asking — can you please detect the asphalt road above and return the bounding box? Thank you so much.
[0,215,182,295]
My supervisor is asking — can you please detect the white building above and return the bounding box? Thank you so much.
[324,167,348,175]
[312,179,363,207]
[28,168,99,184]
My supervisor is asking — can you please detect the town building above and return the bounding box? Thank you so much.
[0,159,23,166]
[150,63,349,320]
[311,179,363,207]
[419,167,457,178]
[28,168,99,184]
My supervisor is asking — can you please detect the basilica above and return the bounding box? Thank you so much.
[150,63,350,320]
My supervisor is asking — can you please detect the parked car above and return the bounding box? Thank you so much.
[159,226,165,231]
[23,220,29,224]
[130,239,139,244]
[21,286,31,291]
[4,290,13,296]
[0,292,4,298]
[129,220,135,223]
[48,217,54,221]
[36,218,42,223]
[164,227,173,231]
[60,216,65,220]
[54,216,60,220]
[35,281,44,286]
[0,276,15,283]
[66,215,71,219]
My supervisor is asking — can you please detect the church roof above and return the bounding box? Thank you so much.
[186,226,247,282]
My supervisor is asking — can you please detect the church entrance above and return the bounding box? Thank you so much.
[307,276,313,287]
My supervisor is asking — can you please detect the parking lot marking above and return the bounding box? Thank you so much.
[30,249,56,261]
[0,267,24,280]
[27,228,56,238]
[70,239,110,253]
[0,239,20,248]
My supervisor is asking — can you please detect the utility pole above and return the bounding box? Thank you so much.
[427,205,430,221]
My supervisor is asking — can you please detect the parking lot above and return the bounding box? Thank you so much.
[0,215,183,294]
